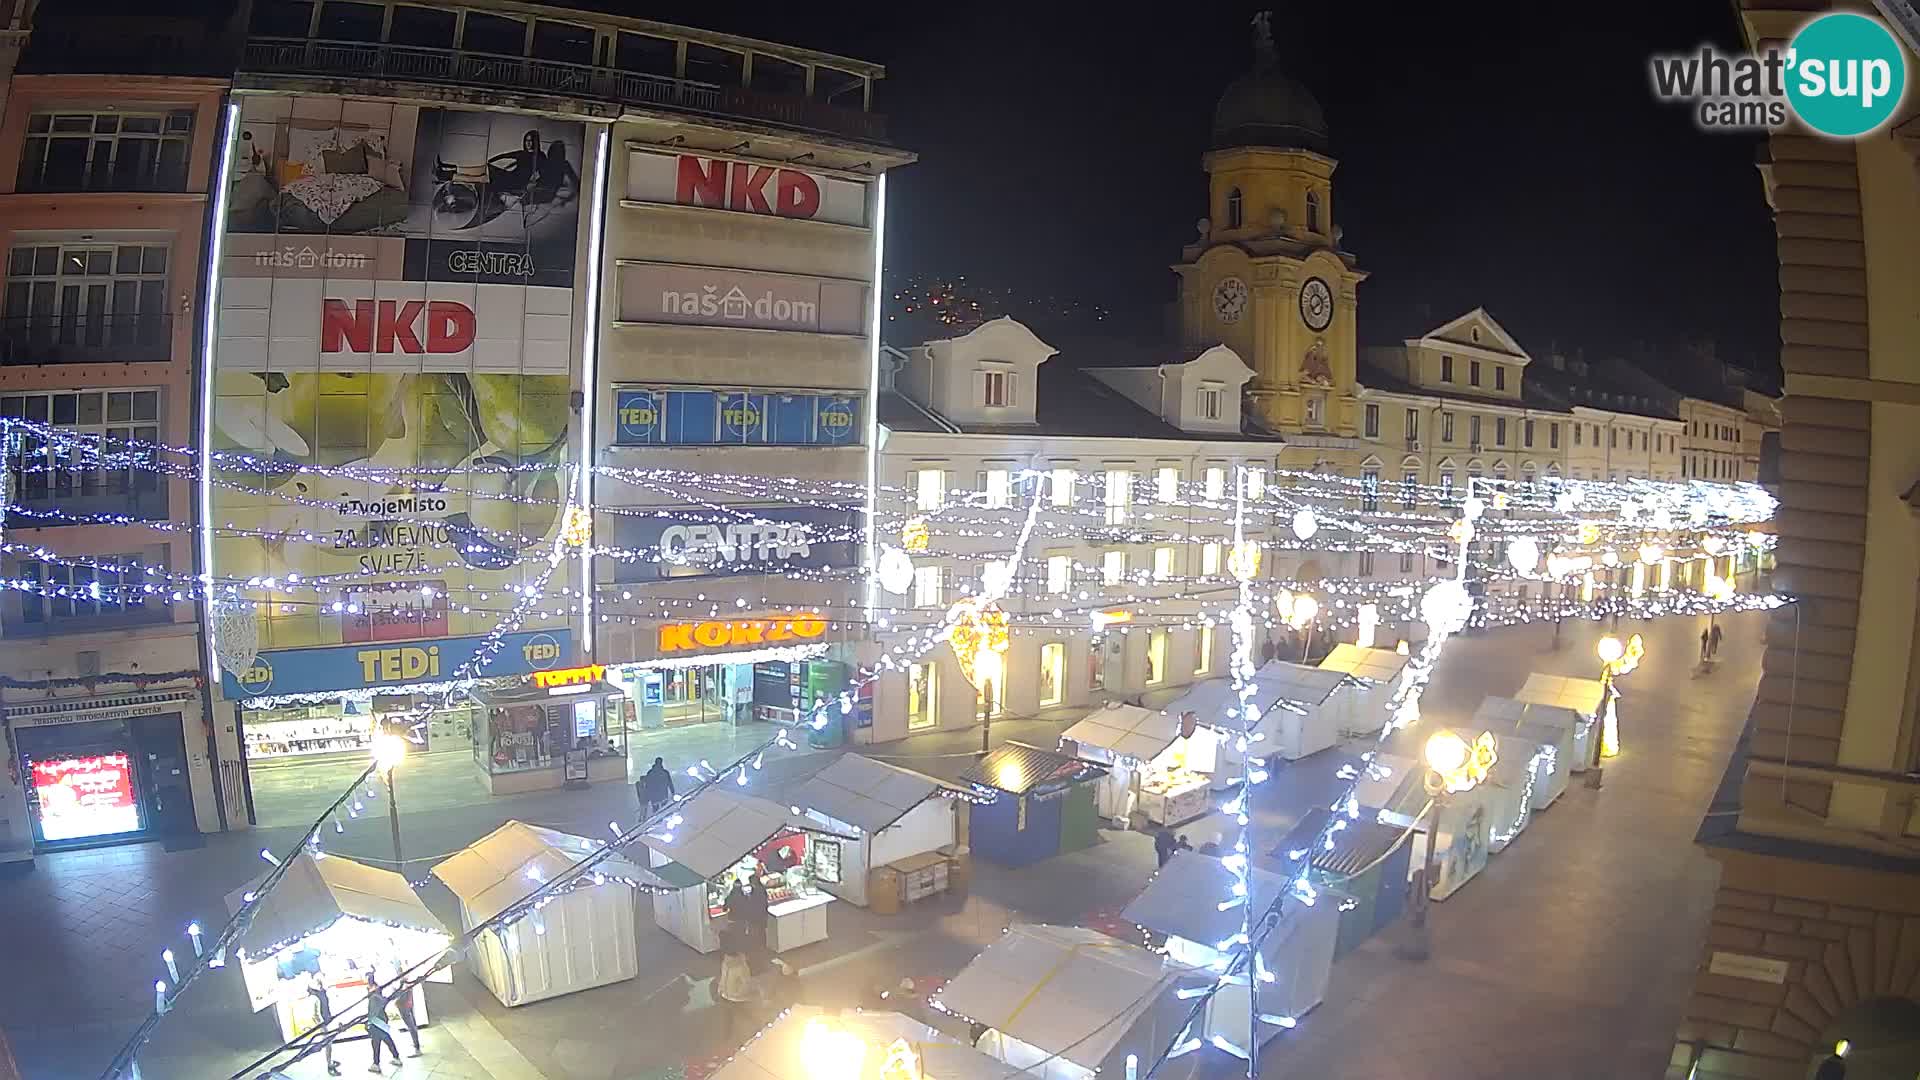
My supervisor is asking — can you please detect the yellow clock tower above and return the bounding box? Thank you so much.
[1173,13,1367,456]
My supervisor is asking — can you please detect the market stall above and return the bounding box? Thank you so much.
[959,743,1107,868]
[467,677,628,795]
[933,924,1198,1080]
[1243,661,1351,762]
[432,820,664,1006]
[790,754,963,910]
[711,1005,1010,1080]
[1316,645,1412,738]
[1512,673,1607,773]
[1280,808,1414,958]
[1350,751,1429,880]
[1471,697,1578,810]
[638,786,853,955]
[225,851,451,1045]
[1060,703,1219,826]
[1122,851,1336,1049]
[1438,724,1540,855]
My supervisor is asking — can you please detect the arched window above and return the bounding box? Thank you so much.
[1226,188,1244,229]
[1305,189,1321,233]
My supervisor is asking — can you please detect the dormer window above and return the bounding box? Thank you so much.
[1226,188,1244,229]
[1303,392,1326,429]
[1197,383,1224,421]
[1305,190,1321,233]
[1470,327,1481,343]
[981,368,1013,408]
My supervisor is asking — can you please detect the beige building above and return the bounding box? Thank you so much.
[1679,395,1752,484]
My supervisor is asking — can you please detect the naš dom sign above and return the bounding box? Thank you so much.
[657,613,829,654]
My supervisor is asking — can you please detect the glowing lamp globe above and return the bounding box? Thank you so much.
[1289,594,1319,627]
[1506,536,1541,574]
[1597,635,1625,664]
[371,732,409,773]
[1420,580,1472,636]
[875,546,914,595]
[1701,535,1726,556]
[1462,495,1485,522]
[981,560,1014,599]
[1554,488,1578,512]
[1651,506,1673,531]
[1290,508,1318,541]
[1637,543,1664,566]
[1424,730,1470,777]
[1601,550,1620,567]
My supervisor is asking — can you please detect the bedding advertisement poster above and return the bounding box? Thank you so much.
[212,96,586,661]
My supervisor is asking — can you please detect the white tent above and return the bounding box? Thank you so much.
[790,755,958,907]
[1472,697,1578,809]
[1243,661,1351,762]
[432,821,661,1006]
[1317,645,1411,737]
[711,1006,1009,1080]
[1121,851,1336,1051]
[1439,724,1544,854]
[1513,673,1607,771]
[934,924,1199,1080]
[1061,702,1220,820]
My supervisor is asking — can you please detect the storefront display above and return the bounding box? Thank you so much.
[243,699,477,761]
[8,696,198,851]
[28,751,139,843]
[1061,703,1219,823]
[961,743,1107,868]
[791,754,960,909]
[467,679,626,795]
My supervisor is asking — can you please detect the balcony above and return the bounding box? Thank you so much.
[240,38,889,144]
[15,159,190,195]
[0,314,173,367]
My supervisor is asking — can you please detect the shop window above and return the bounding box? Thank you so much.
[316,1,383,42]
[16,112,193,193]
[907,662,937,731]
[615,32,677,76]
[1049,467,1075,506]
[461,12,528,57]
[2,389,163,520]
[387,6,455,48]
[1194,624,1214,675]
[1039,643,1065,707]
[11,548,168,631]
[1146,630,1168,685]
[1046,554,1071,594]
[750,54,807,97]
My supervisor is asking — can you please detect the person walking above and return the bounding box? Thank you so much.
[376,958,422,1059]
[1700,627,1712,663]
[361,972,404,1073]
[302,972,342,1076]
[638,756,675,818]
[1710,623,1724,659]
[714,942,758,1044]
[1153,826,1177,869]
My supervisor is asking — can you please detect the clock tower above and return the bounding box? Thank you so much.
[1173,13,1367,444]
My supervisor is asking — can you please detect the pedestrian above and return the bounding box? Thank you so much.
[1197,831,1223,857]
[1814,1039,1849,1080]
[302,972,342,1076]
[1174,833,1193,856]
[1700,627,1711,663]
[714,943,758,1043]
[638,756,675,818]
[376,958,422,1059]
[725,872,770,954]
[1710,623,1724,659]
[1153,826,1176,868]
[361,972,404,1073]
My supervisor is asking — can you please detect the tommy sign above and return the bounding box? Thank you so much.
[618,262,868,335]
[626,150,870,228]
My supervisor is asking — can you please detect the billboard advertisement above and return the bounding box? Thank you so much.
[617,262,868,335]
[30,752,141,843]
[612,387,860,447]
[625,150,871,228]
[221,629,573,699]
[212,95,586,667]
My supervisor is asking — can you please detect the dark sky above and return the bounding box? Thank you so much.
[681,1,1780,373]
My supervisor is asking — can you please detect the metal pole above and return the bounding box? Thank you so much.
[385,769,403,872]
[1403,794,1440,962]
[1585,668,1610,789]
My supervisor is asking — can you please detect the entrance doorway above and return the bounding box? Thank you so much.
[13,712,192,849]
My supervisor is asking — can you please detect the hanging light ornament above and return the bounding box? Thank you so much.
[560,506,592,549]
[1701,535,1726,556]
[946,596,1009,691]
[1638,543,1665,566]
[1290,508,1318,541]
[901,517,930,553]
[1506,536,1541,574]
[1420,580,1473,636]
[1229,539,1262,580]
[875,547,915,595]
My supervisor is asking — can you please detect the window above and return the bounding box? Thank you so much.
[914,468,945,511]
[1574,424,1583,446]
[1039,642,1065,707]
[1364,403,1380,438]
[1152,547,1174,582]
[462,11,530,55]
[1495,418,1507,446]
[1405,409,1419,442]
[1362,468,1380,512]
[1399,550,1414,573]
[1550,423,1560,450]
[1195,624,1215,675]
[1358,550,1375,577]
[1049,467,1075,507]
[1205,467,1227,500]
[982,369,1012,408]
[1609,428,1617,449]
[1495,366,1507,391]
[1146,630,1168,685]
[13,549,165,628]
[981,468,1011,509]
[1246,467,1266,499]
[17,110,194,193]
[1104,469,1132,525]
[1469,360,1482,387]
[1592,424,1600,445]
[907,662,937,731]
[1305,189,1322,233]
[1470,327,1482,343]
[1202,542,1222,576]
[1469,415,1482,447]
[913,566,943,608]
[1156,466,1180,503]
[1197,386,1223,421]
[1102,550,1126,586]
[1523,419,1535,448]
[3,389,162,515]
[6,243,171,359]
[1303,393,1325,429]
[1441,355,1454,383]
[1441,412,1455,443]
[1226,187,1243,229]
[1440,471,1454,497]
[1402,471,1417,509]
[1047,554,1071,595]
[976,661,1005,720]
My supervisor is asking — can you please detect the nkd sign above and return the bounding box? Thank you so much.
[322,298,476,354]
[618,263,868,336]
[626,150,869,228]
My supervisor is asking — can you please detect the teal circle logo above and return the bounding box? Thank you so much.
[1786,13,1907,137]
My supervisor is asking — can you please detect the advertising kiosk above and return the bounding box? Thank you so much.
[790,754,961,910]
[1059,703,1218,825]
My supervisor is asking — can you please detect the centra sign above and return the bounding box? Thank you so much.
[657,613,829,653]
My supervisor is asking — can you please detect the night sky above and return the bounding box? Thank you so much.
[657,2,1779,374]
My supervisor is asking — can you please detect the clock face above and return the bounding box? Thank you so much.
[1299,277,1334,331]
[1212,277,1249,324]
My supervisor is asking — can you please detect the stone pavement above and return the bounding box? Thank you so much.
[0,614,1766,1080]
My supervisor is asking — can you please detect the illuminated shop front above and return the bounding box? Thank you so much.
[3,690,202,851]
[467,665,628,795]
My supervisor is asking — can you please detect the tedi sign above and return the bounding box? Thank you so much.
[322,298,477,354]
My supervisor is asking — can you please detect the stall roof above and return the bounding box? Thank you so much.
[226,852,443,957]
[1281,807,1414,879]
[1351,752,1425,818]
[1252,660,1349,706]
[790,754,954,835]
[639,787,850,881]
[1473,696,1583,740]
[1154,662,1348,737]
[960,741,1107,796]
[1513,673,1606,716]
[711,1006,1010,1080]
[1060,702,1185,762]
[1443,726,1537,785]
[432,821,663,923]
[1121,851,1288,946]
[1318,644,1410,683]
[933,924,1191,1073]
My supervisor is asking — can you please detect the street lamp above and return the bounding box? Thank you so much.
[1406,729,1496,962]
[1286,593,1318,661]
[1586,633,1641,788]
[372,729,409,870]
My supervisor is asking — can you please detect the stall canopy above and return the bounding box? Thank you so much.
[789,754,955,835]
[1317,644,1409,684]
[1121,850,1288,945]
[432,821,664,923]
[934,924,1193,1075]
[1060,702,1180,762]
[961,742,1106,796]
[1351,752,1427,823]
[640,787,851,879]
[712,1005,1009,1080]
[227,851,443,957]
[1513,673,1606,716]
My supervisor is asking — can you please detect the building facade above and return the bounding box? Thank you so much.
[1666,3,1920,1078]
[1679,395,1752,484]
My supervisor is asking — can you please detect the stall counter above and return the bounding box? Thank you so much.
[766,892,832,953]
[1138,773,1211,825]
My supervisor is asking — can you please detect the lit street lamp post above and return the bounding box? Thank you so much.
[372,731,409,871]
[1404,729,1495,962]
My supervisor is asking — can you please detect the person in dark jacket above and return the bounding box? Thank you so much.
[302,972,341,1076]
[638,757,675,817]
[1813,1039,1849,1080]
[361,972,404,1072]
[726,874,770,949]
[1153,827,1177,869]
[1709,622,1724,658]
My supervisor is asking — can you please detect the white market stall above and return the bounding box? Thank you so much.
[1244,661,1351,762]
[789,754,962,910]
[639,786,854,955]
[933,924,1199,1080]
[432,820,663,1006]
[225,851,450,1045]
[711,1005,1010,1080]
[1438,724,1545,854]
[1060,702,1219,825]
[1512,673,1607,772]
[1471,697,1578,810]
[1316,645,1412,738]
[1121,851,1337,1051]
[1350,752,1431,887]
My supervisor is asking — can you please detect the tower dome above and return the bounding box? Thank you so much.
[1211,12,1329,154]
